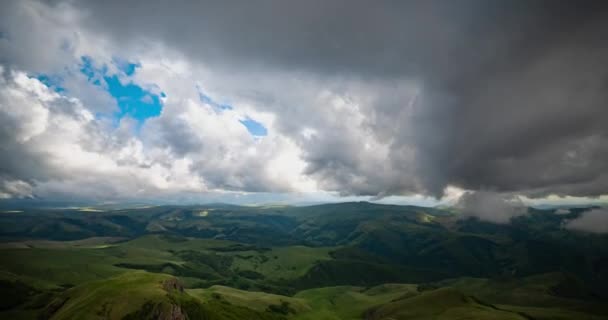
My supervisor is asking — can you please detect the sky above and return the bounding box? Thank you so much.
[1,1,608,221]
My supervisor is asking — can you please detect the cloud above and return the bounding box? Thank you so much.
[1,0,608,202]
[0,68,183,200]
[564,208,608,234]
[0,62,316,200]
[0,179,33,199]
[69,0,608,198]
[455,191,527,224]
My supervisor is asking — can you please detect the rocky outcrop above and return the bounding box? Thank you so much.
[162,278,184,293]
[159,304,187,320]
[122,301,187,320]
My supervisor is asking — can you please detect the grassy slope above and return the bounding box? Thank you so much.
[0,234,331,290]
[0,237,126,249]
[188,283,534,320]
[367,287,526,320]
[120,234,238,251]
[49,271,171,320]
[189,285,310,312]
[439,273,608,319]
[194,279,608,320]
[0,248,125,289]
[39,271,287,320]
[231,245,334,281]
[0,261,605,320]
[188,283,418,320]
[0,235,186,290]
[498,305,608,320]
[118,235,333,281]
[292,284,418,320]
[1,202,607,320]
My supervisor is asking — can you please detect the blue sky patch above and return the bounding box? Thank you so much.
[80,56,105,85]
[240,118,268,136]
[79,56,162,123]
[36,74,65,93]
[198,88,233,111]
[105,75,162,121]
[113,57,140,76]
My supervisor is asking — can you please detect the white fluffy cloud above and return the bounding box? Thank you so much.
[0,1,323,201]
[0,69,204,199]
[0,0,419,201]
[0,65,323,200]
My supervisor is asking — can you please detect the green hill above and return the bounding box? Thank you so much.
[366,287,526,320]
[41,271,287,320]
[44,271,172,320]
[1,202,608,319]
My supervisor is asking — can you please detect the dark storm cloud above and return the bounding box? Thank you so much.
[418,14,608,197]
[72,1,606,77]
[72,0,528,76]
[69,0,608,197]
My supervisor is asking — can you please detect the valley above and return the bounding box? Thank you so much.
[1,202,607,319]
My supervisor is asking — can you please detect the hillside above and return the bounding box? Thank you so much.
[0,202,607,319]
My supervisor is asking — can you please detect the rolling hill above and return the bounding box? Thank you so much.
[0,202,607,319]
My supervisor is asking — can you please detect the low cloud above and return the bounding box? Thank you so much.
[0,179,33,199]
[455,191,527,224]
[564,208,608,234]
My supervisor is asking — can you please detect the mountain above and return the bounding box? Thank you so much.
[0,202,607,319]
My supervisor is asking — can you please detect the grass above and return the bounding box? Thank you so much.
[0,237,126,249]
[0,234,336,297]
[188,285,309,312]
[497,305,608,320]
[440,273,598,305]
[367,287,526,320]
[0,248,125,289]
[120,234,237,252]
[292,284,418,320]
[49,271,171,320]
[2,268,291,320]
[230,245,334,281]
[189,283,418,320]
[0,235,198,289]
[0,228,606,319]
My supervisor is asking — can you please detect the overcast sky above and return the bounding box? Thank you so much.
[1,1,608,212]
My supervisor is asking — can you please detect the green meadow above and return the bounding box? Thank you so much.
[1,203,607,319]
